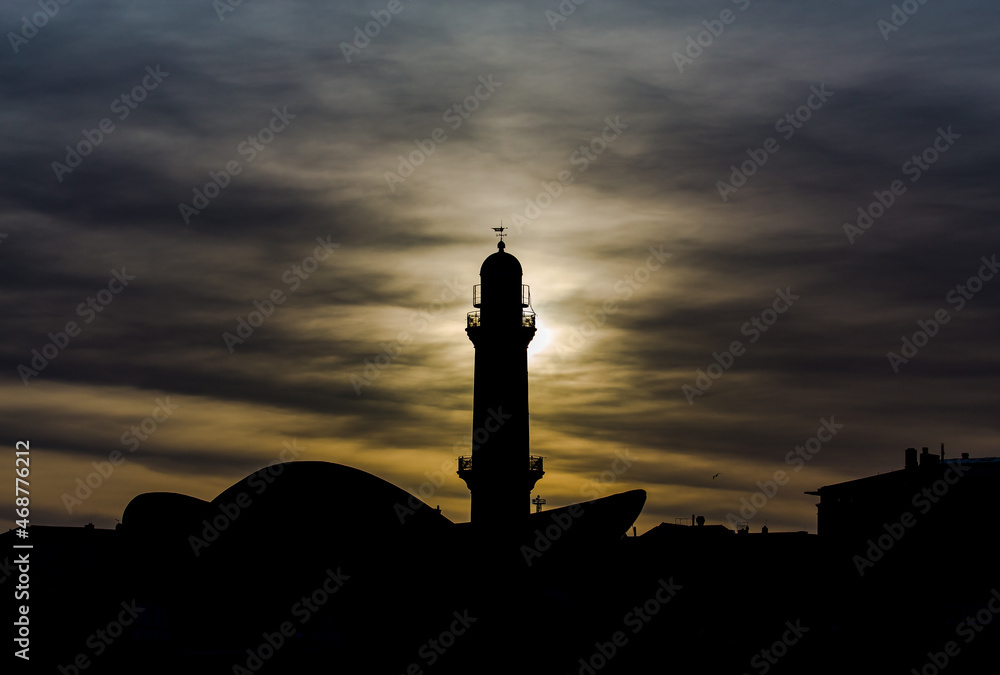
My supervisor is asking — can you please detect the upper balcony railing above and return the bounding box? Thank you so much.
[472,284,530,308]
[467,310,536,329]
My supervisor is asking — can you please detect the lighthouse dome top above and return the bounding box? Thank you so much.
[480,240,523,278]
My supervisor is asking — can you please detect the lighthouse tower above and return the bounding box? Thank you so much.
[458,230,544,529]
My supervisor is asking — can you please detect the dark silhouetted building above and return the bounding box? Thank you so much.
[806,446,1000,544]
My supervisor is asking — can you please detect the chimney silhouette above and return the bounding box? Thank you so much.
[457,235,544,528]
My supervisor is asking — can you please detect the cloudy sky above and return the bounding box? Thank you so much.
[2,0,998,535]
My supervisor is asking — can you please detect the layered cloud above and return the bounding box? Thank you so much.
[2,0,998,534]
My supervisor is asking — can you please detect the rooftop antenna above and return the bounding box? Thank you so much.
[532,495,546,513]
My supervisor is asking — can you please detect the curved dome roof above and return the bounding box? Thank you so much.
[121,491,211,531]
[211,460,452,533]
[121,461,452,543]
[479,241,523,277]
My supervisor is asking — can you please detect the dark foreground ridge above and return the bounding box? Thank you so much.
[5,450,999,674]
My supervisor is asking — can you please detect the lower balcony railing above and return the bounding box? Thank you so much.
[457,455,544,473]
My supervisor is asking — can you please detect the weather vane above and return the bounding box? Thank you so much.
[492,222,507,241]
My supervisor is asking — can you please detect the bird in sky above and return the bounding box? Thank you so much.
[712,473,720,479]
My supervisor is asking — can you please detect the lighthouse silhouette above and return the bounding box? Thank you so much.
[458,230,544,529]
